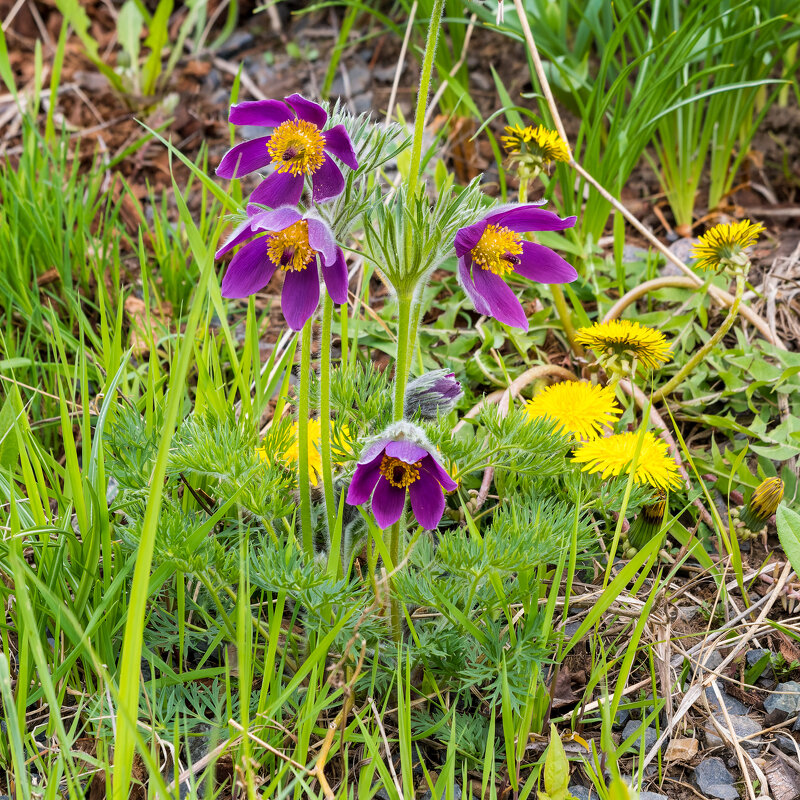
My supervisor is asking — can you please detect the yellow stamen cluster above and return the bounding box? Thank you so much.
[471,224,523,276]
[575,320,672,371]
[525,381,621,441]
[267,119,326,176]
[501,124,570,163]
[267,220,316,272]
[379,455,421,489]
[691,219,765,272]
[572,430,682,491]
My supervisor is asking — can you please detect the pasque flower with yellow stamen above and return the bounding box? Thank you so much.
[575,320,671,372]
[691,219,764,273]
[525,381,621,441]
[572,430,682,491]
[455,203,577,331]
[216,206,348,331]
[216,93,358,207]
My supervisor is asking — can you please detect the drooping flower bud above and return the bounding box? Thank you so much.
[404,370,463,420]
[627,491,667,551]
[739,477,784,533]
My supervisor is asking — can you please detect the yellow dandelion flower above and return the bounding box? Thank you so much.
[691,219,764,272]
[575,320,672,371]
[572,430,682,491]
[501,124,570,163]
[525,381,621,441]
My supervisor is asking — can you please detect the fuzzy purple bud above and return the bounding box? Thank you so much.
[404,370,463,420]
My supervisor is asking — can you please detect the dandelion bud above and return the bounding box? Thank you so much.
[627,492,668,551]
[404,370,463,420]
[739,477,784,533]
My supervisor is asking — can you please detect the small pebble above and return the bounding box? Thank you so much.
[622,720,658,751]
[703,713,763,752]
[765,682,800,716]
[695,757,740,800]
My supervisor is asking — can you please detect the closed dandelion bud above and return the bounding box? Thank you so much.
[739,477,784,533]
[627,492,668,551]
[404,370,463,420]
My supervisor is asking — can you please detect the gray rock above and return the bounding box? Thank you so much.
[622,244,650,263]
[420,786,464,800]
[695,757,739,799]
[330,63,370,97]
[704,686,749,715]
[695,650,724,675]
[239,125,271,140]
[613,708,631,730]
[373,64,402,83]
[622,720,658,751]
[352,91,374,116]
[703,713,763,752]
[640,793,669,800]
[218,30,254,58]
[765,682,800,716]
[745,648,773,679]
[775,732,800,756]
[568,786,596,800]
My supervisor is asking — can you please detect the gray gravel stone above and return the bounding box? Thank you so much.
[704,686,749,715]
[622,720,658,751]
[420,786,464,800]
[613,708,631,730]
[745,648,773,679]
[765,682,800,715]
[352,91,374,116]
[695,757,740,799]
[703,713,763,752]
[775,732,800,755]
[568,786,595,800]
[330,63,371,97]
[640,793,669,800]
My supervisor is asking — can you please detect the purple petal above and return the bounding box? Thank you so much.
[515,241,578,284]
[458,256,492,316]
[221,238,276,298]
[454,221,488,257]
[358,439,390,465]
[385,440,429,464]
[420,454,457,492]
[306,218,337,265]
[311,154,345,203]
[216,217,256,259]
[346,451,384,506]
[472,267,529,331]
[216,137,272,179]
[371,478,406,529]
[486,205,577,233]
[321,248,349,304]
[229,100,293,128]
[409,474,446,530]
[281,266,321,330]
[323,125,358,170]
[246,172,303,213]
[285,93,328,128]
[250,206,303,233]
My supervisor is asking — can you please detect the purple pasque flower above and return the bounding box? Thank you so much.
[455,202,578,331]
[216,206,348,331]
[215,94,358,207]
[346,424,457,530]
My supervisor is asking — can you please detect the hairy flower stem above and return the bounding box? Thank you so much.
[517,176,581,355]
[320,295,336,535]
[406,0,445,199]
[298,318,314,559]
[387,291,415,642]
[652,271,746,404]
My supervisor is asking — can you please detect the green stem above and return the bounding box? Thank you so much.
[392,293,414,422]
[517,174,581,355]
[652,271,746,404]
[298,319,314,559]
[387,292,415,642]
[320,295,336,535]
[406,0,446,198]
